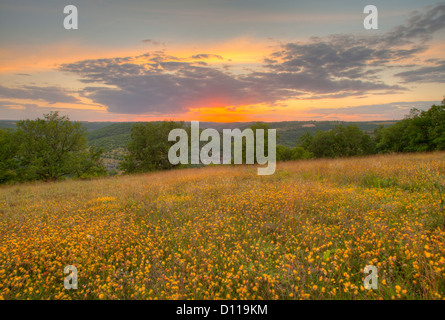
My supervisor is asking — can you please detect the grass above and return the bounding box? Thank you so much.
[0,152,444,300]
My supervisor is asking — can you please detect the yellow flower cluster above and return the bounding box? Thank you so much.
[0,152,444,300]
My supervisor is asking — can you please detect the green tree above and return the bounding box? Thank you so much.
[276,145,313,161]
[335,125,375,156]
[120,121,188,173]
[276,145,293,161]
[307,130,337,158]
[426,99,445,150]
[297,132,314,150]
[290,146,313,160]
[14,111,106,181]
[0,128,20,183]
[375,99,445,153]
[301,125,375,158]
[376,119,411,152]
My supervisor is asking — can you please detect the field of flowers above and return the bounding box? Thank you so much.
[0,152,444,300]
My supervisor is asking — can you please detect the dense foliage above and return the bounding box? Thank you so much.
[119,121,189,173]
[296,99,445,159]
[375,99,445,153]
[296,124,375,159]
[0,112,107,183]
[118,99,444,172]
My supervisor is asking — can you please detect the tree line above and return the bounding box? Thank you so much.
[273,98,444,161]
[0,98,443,183]
[120,98,444,173]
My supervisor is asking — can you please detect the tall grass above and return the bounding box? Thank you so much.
[0,152,444,300]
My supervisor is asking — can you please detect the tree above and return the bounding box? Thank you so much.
[12,111,106,182]
[276,145,293,161]
[276,145,313,161]
[290,146,313,160]
[0,128,20,183]
[376,119,410,153]
[336,125,375,156]
[375,99,445,153]
[301,125,375,158]
[426,100,445,150]
[297,132,314,150]
[120,121,188,173]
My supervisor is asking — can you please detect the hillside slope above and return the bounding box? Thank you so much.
[1,152,444,300]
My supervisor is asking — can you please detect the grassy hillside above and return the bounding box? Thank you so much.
[0,152,444,300]
[87,123,135,152]
[87,123,136,141]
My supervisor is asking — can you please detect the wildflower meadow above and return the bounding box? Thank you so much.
[0,152,444,300]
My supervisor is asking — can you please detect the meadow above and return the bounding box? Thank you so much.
[0,152,444,300]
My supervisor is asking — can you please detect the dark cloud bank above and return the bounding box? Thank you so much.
[0,85,80,104]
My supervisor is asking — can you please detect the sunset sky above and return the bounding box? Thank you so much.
[0,0,444,122]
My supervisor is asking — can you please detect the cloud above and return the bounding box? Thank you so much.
[62,53,281,114]
[0,100,40,111]
[57,3,445,115]
[303,101,440,119]
[249,3,445,100]
[261,4,445,82]
[191,54,223,60]
[0,100,108,121]
[266,37,425,78]
[381,3,445,45]
[0,85,80,104]
[142,39,165,46]
[395,60,445,83]
[58,45,402,115]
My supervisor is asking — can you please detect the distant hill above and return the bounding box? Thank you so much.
[86,120,397,150]
[87,123,137,151]
[200,120,397,147]
[0,120,19,130]
[1,119,397,150]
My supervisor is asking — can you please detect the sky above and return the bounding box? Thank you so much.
[0,0,444,122]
